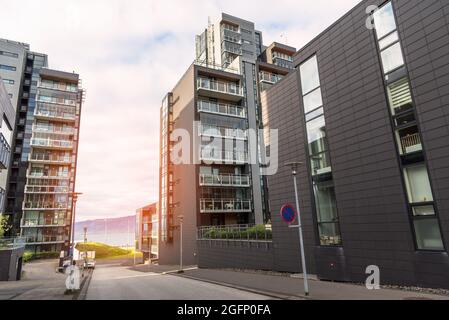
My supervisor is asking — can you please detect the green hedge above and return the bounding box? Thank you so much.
[23,251,60,263]
[203,225,272,240]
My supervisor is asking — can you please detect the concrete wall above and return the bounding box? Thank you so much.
[261,0,449,289]
[0,247,24,281]
[197,240,274,270]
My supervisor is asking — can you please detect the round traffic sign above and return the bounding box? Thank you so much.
[280,204,297,224]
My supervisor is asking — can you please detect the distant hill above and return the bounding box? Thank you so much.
[74,215,136,246]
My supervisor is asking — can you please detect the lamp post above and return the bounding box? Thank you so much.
[285,162,309,296]
[70,192,83,258]
[178,215,184,273]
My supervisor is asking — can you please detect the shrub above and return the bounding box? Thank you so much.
[23,251,60,263]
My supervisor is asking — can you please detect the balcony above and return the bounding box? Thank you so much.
[31,138,73,150]
[38,81,78,94]
[0,133,11,170]
[21,219,67,228]
[259,71,283,84]
[26,171,70,180]
[197,100,246,118]
[200,149,248,164]
[197,78,243,102]
[199,124,247,140]
[194,60,240,75]
[25,185,70,194]
[25,235,65,245]
[33,124,75,135]
[23,202,69,211]
[401,133,422,155]
[34,103,76,122]
[199,174,250,187]
[29,153,72,165]
[200,199,252,213]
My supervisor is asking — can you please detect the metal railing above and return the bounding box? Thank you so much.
[199,174,250,187]
[199,124,247,140]
[25,185,70,194]
[23,202,69,210]
[197,100,246,118]
[200,199,252,213]
[33,124,74,135]
[197,224,272,242]
[27,172,70,179]
[0,133,11,170]
[38,81,78,93]
[25,235,65,244]
[0,237,26,250]
[197,78,243,96]
[259,71,283,84]
[21,219,66,227]
[401,133,422,154]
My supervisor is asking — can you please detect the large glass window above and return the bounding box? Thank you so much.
[414,219,444,251]
[373,2,397,39]
[307,115,331,176]
[404,165,433,204]
[303,88,323,113]
[314,181,342,246]
[380,43,404,74]
[299,55,320,95]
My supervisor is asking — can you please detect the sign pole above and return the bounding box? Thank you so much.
[292,172,309,296]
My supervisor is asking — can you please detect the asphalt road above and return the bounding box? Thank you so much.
[86,264,273,300]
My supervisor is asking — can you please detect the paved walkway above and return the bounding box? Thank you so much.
[0,260,87,300]
[177,269,449,300]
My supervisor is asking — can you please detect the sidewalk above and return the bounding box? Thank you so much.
[177,269,449,300]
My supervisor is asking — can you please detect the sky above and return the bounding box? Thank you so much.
[0,0,361,221]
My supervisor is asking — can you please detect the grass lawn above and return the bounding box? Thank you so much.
[75,242,143,260]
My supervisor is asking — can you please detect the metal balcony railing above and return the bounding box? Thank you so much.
[36,95,76,107]
[259,71,283,84]
[33,124,74,135]
[193,60,240,74]
[200,199,252,213]
[200,149,248,164]
[0,133,11,170]
[25,235,65,244]
[38,81,78,93]
[0,237,26,250]
[401,133,422,154]
[31,138,73,149]
[197,78,243,96]
[27,171,70,179]
[199,174,251,187]
[197,100,246,118]
[199,124,247,140]
[197,224,272,242]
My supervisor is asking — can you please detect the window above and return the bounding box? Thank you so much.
[380,43,404,74]
[2,79,14,85]
[396,125,422,155]
[414,219,444,251]
[0,64,17,72]
[303,88,323,113]
[387,78,413,115]
[299,56,320,95]
[404,165,433,204]
[314,181,342,246]
[0,50,19,58]
[373,2,397,39]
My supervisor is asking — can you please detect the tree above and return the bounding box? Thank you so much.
[0,214,11,238]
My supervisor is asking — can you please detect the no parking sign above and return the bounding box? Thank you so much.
[280,204,297,224]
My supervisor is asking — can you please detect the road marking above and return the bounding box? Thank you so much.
[107,273,161,280]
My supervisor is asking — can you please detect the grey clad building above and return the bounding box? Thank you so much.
[261,0,449,289]
[159,13,295,266]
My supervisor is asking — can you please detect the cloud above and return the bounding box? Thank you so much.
[0,0,361,221]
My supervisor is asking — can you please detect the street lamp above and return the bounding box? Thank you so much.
[178,215,184,273]
[70,192,83,258]
[285,162,310,297]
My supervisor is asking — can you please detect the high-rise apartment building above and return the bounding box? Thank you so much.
[0,39,83,254]
[20,69,83,254]
[159,13,295,265]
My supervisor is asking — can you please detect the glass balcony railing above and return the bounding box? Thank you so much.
[197,78,243,97]
[23,202,69,210]
[199,174,251,187]
[33,124,75,135]
[38,81,78,93]
[29,153,71,164]
[21,219,66,227]
[25,185,70,194]
[36,95,76,107]
[27,171,70,179]
[25,235,65,244]
[0,133,11,170]
[200,199,252,213]
[31,138,74,149]
[197,100,246,118]
[259,71,283,84]
[199,124,247,140]
[34,103,76,121]
[200,149,248,164]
